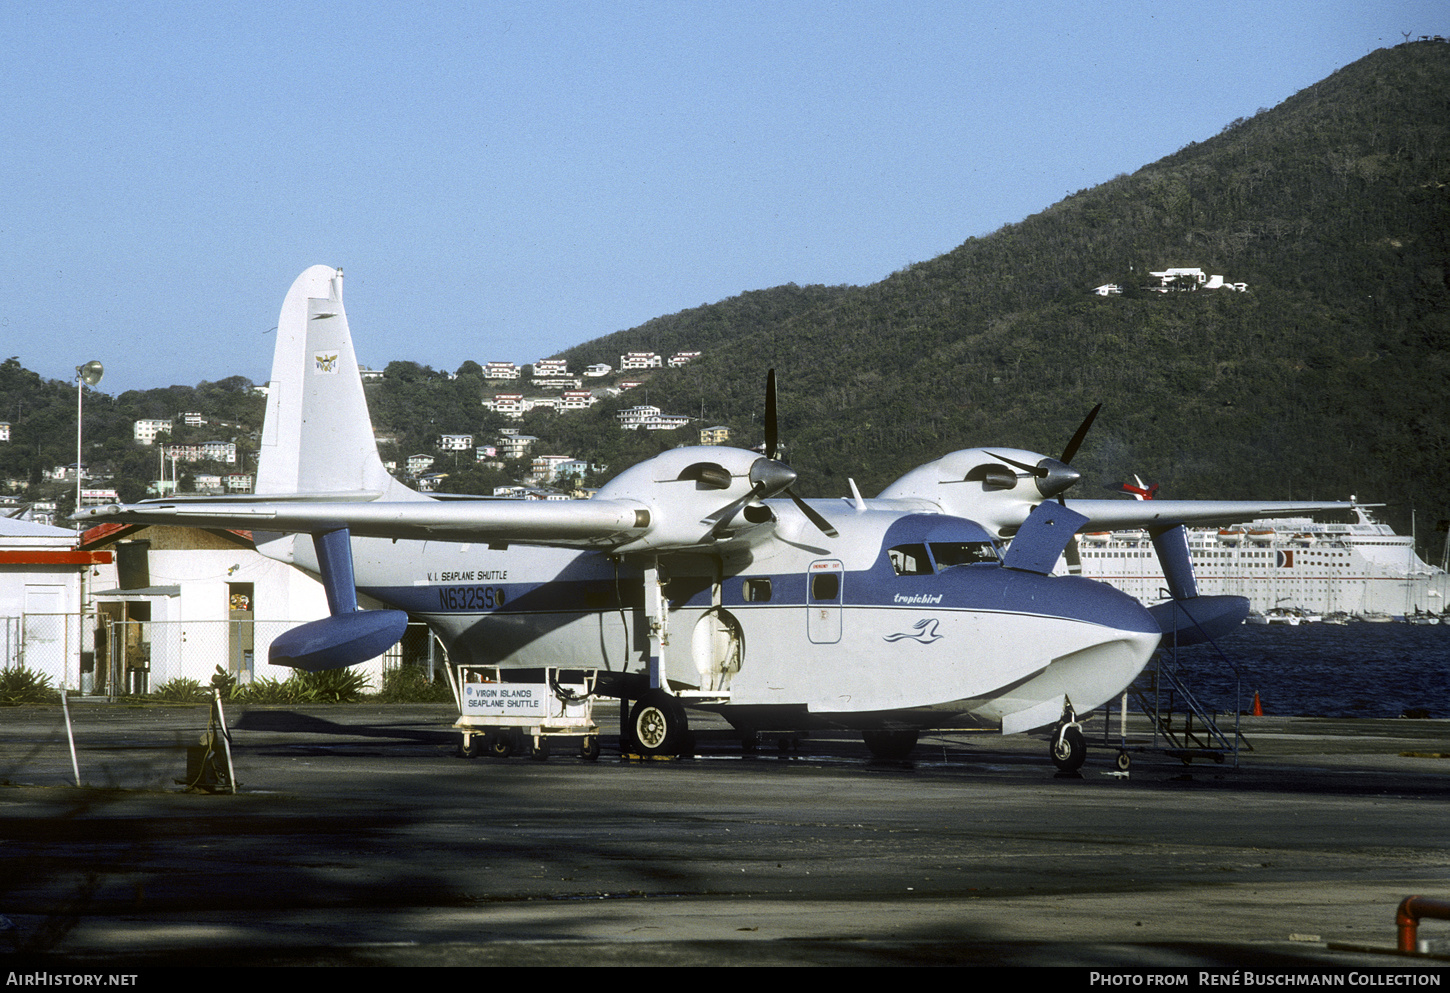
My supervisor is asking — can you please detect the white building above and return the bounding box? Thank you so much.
[134,419,173,445]
[483,393,526,419]
[529,454,576,481]
[438,434,474,451]
[498,434,538,459]
[620,352,662,371]
[1148,267,1247,292]
[0,517,103,689]
[668,351,701,367]
[166,441,238,464]
[484,362,521,380]
[617,405,691,431]
[78,523,362,693]
[584,363,612,378]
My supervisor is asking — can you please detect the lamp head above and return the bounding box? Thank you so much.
[77,361,104,387]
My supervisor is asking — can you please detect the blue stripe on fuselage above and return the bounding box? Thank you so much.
[365,563,1153,634]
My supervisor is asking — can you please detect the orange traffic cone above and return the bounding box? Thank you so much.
[1252,691,1263,716]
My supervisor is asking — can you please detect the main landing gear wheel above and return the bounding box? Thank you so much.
[629,691,687,757]
[1049,723,1087,772]
[863,728,919,761]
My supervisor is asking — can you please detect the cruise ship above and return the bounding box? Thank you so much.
[1066,501,1448,620]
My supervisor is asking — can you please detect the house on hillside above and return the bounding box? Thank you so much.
[484,362,521,380]
[617,405,690,431]
[134,419,173,444]
[620,352,662,371]
[1148,267,1247,292]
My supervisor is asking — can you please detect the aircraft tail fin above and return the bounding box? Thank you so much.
[256,267,421,501]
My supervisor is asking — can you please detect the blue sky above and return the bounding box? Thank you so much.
[3,1,1446,395]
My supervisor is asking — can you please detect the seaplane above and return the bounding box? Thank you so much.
[75,266,1353,769]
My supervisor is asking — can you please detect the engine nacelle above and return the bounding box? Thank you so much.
[878,447,1058,536]
[594,446,786,550]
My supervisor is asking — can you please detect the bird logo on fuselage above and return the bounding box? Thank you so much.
[884,618,943,644]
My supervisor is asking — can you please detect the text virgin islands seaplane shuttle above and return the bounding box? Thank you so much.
[76,267,1351,768]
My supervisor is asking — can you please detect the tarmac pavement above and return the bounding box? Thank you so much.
[1,700,1447,968]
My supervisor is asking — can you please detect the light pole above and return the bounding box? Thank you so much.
[75,360,103,528]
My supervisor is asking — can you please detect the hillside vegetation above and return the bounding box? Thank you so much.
[4,44,1445,560]
[550,43,1449,549]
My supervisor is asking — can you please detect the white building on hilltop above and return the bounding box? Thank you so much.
[1149,267,1247,292]
[617,405,690,431]
[134,419,173,444]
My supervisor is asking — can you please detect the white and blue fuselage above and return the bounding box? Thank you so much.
[324,508,1161,733]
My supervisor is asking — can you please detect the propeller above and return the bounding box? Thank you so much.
[764,370,838,537]
[704,370,838,538]
[988,403,1101,503]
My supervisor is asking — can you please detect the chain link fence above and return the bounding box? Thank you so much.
[2,613,443,697]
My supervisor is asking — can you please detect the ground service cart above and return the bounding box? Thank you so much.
[449,665,600,760]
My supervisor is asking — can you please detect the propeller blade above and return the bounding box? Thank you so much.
[1059,403,1101,465]
[702,457,798,535]
[703,482,767,535]
[787,488,839,538]
[764,369,778,461]
[986,452,1046,477]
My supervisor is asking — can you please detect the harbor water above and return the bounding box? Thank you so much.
[1151,621,1448,720]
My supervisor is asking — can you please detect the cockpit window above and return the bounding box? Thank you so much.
[930,541,999,569]
[888,543,932,576]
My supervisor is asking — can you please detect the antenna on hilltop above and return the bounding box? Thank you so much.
[1402,31,1412,43]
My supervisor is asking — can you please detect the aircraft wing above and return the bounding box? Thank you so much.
[76,497,653,549]
[1062,499,1354,531]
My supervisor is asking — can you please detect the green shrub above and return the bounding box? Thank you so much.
[293,668,370,703]
[375,665,454,703]
[232,675,291,704]
[152,678,209,704]
[230,668,370,704]
[0,664,60,705]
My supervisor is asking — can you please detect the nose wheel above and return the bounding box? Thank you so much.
[1048,700,1088,772]
[1049,721,1087,772]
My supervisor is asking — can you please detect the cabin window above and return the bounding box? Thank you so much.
[888,543,932,576]
[929,541,998,568]
[810,572,840,600]
[743,578,772,602]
